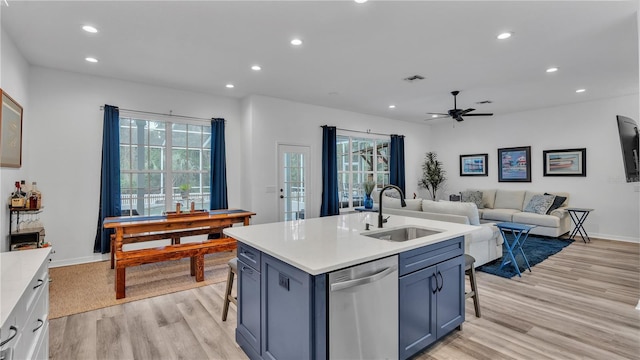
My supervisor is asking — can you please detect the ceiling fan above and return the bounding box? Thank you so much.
[426,90,493,122]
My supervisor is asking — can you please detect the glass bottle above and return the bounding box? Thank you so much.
[30,182,41,209]
[11,181,26,208]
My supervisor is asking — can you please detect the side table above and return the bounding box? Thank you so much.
[496,222,537,277]
[566,207,594,243]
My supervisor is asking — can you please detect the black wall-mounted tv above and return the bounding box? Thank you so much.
[616,115,639,183]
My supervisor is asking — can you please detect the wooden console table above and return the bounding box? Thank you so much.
[104,209,255,299]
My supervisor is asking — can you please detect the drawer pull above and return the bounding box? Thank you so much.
[33,279,44,289]
[0,326,17,346]
[242,251,255,260]
[33,319,44,332]
[242,266,254,275]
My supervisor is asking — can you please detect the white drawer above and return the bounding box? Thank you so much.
[15,276,48,360]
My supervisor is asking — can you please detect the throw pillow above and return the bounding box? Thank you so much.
[460,190,484,209]
[545,193,568,214]
[382,196,422,211]
[524,194,556,215]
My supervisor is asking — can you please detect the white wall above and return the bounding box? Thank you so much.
[429,94,640,242]
[0,29,31,253]
[242,95,432,225]
[27,67,242,266]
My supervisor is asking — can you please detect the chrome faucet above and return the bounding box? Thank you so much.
[378,185,406,228]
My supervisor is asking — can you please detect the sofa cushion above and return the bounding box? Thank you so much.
[466,224,496,245]
[382,196,422,211]
[512,211,561,228]
[422,200,480,225]
[461,190,484,209]
[523,194,556,215]
[481,208,520,222]
[481,189,497,209]
[494,190,526,210]
[545,192,568,213]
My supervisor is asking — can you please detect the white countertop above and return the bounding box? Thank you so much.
[224,213,477,275]
[0,247,52,326]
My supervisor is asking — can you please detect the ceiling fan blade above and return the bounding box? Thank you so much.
[424,115,450,121]
[463,113,494,116]
[459,108,476,115]
[426,112,448,115]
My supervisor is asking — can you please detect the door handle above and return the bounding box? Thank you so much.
[280,195,284,199]
[430,273,438,294]
[330,265,397,292]
[436,271,443,292]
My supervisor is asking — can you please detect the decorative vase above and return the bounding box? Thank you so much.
[364,194,374,209]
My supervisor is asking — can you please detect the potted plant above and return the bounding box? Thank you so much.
[179,184,190,200]
[363,180,376,209]
[418,152,446,201]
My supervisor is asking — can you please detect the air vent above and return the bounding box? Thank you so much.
[476,100,493,104]
[403,75,425,82]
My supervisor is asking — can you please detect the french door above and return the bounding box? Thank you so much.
[278,144,310,222]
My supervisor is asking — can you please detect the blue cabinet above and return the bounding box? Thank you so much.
[236,243,327,360]
[399,236,464,360]
[237,259,261,359]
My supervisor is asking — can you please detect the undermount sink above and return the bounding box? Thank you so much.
[363,226,443,242]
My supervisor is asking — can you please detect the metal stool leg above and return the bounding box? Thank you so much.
[464,254,481,318]
[222,258,238,321]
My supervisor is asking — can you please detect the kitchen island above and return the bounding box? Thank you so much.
[224,212,478,360]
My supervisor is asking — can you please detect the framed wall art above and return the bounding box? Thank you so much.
[543,148,586,176]
[498,146,531,182]
[460,153,488,176]
[1,89,23,168]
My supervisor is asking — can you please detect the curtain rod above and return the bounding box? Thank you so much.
[321,126,391,137]
[99,106,218,122]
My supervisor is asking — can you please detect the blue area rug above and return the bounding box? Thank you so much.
[477,235,574,278]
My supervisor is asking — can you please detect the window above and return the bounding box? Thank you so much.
[119,115,211,215]
[336,134,390,209]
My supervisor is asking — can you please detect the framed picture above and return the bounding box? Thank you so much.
[460,153,488,176]
[543,148,586,176]
[498,146,531,182]
[1,89,23,168]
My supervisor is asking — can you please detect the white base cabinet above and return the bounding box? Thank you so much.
[0,248,52,360]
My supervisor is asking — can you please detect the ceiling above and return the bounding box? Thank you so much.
[1,1,638,123]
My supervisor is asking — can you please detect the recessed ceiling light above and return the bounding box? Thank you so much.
[290,38,303,46]
[225,84,235,89]
[388,105,396,109]
[546,67,558,73]
[497,32,512,40]
[251,65,261,71]
[355,0,368,3]
[576,88,586,93]
[82,25,98,33]
[85,57,98,63]
[432,115,439,118]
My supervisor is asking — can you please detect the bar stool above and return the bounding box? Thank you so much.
[222,257,238,321]
[465,254,481,318]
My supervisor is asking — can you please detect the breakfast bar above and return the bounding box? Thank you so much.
[224,212,478,360]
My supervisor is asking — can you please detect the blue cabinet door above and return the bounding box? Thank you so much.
[399,264,437,360]
[435,256,465,335]
[261,254,312,360]
[237,259,261,358]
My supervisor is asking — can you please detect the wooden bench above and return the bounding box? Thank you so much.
[109,226,229,269]
[114,237,237,299]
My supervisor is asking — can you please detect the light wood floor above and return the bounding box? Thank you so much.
[50,238,640,360]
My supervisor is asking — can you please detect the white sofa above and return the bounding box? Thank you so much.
[462,189,571,237]
[372,191,503,267]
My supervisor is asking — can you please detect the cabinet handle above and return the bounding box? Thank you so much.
[0,326,18,347]
[242,251,255,260]
[33,279,44,290]
[430,273,438,294]
[436,271,443,292]
[33,319,44,332]
[242,266,253,275]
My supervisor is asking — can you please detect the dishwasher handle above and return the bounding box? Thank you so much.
[330,265,397,292]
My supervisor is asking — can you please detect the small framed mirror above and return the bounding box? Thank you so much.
[1,89,23,168]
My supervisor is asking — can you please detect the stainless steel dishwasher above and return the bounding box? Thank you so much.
[329,255,399,360]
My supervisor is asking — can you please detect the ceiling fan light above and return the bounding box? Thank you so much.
[497,32,512,40]
[546,67,558,73]
[576,88,586,93]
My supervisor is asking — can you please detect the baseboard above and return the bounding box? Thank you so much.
[50,253,109,268]
[589,233,640,243]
